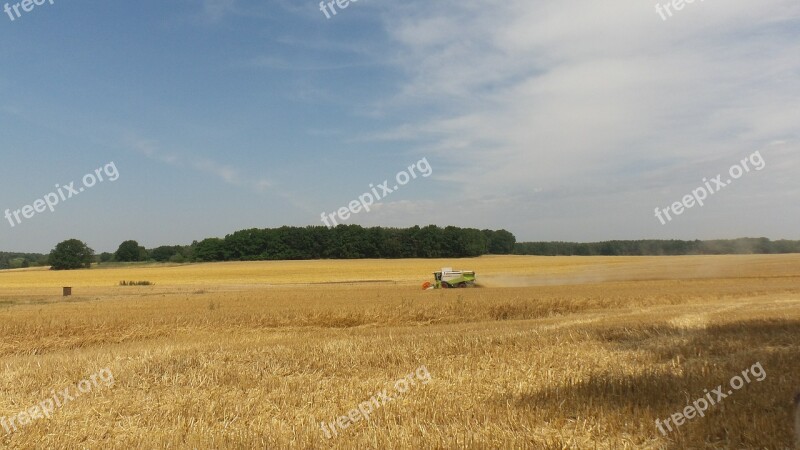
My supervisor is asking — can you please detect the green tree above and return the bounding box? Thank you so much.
[49,239,94,270]
[484,229,516,254]
[115,240,147,262]
[223,229,269,260]
[168,253,185,263]
[193,238,226,262]
[416,225,445,258]
[150,246,182,262]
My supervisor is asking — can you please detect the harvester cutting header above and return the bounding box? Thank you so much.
[422,268,476,290]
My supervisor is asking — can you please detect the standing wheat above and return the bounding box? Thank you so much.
[794,392,800,449]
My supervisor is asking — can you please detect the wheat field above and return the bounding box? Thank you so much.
[0,255,798,449]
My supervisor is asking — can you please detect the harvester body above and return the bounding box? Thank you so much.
[424,267,476,289]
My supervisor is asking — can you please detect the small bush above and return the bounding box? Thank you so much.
[119,281,154,286]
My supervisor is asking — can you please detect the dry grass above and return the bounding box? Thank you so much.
[0,255,798,449]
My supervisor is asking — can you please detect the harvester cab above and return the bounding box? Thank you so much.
[423,267,476,289]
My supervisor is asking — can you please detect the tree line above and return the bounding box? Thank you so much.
[513,238,800,256]
[154,226,515,262]
[8,233,800,271]
[40,226,517,270]
[0,252,49,270]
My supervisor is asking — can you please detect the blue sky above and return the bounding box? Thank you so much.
[1,0,798,253]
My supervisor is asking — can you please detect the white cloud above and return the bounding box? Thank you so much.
[367,0,800,239]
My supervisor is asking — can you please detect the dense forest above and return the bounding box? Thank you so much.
[513,238,800,256]
[93,226,517,263]
[190,226,517,261]
[4,226,515,268]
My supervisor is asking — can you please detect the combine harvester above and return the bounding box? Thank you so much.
[422,267,476,290]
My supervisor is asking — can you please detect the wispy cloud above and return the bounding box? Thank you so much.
[245,55,379,71]
[199,0,238,22]
[124,133,272,193]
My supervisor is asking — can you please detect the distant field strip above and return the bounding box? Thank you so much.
[2,254,799,288]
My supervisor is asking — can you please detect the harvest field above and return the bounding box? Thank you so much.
[0,255,798,449]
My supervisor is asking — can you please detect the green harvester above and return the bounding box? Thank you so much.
[423,267,476,289]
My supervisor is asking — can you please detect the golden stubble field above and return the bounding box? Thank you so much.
[0,255,798,449]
